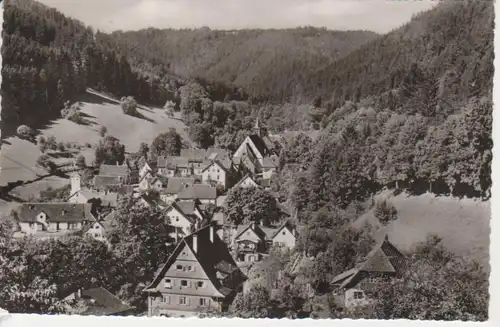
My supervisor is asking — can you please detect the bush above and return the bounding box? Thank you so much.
[75,155,86,168]
[16,125,34,140]
[99,126,108,137]
[46,135,57,151]
[374,199,398,225]
[120,96,138,115]
[36,154,54,170]
[57,142,65,152]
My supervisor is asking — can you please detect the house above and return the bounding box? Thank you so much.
[166,200,206,241]
[93,175,124,191]
[201,159,232,189]
[233,118,273,167]
[232,221,297,263]
[157,156,192,177]
[233,174,259,189]
[177,184,217,205]
[64,287,136,316]
[80,220,107,243]
[16,203,96,237]
[206,148,230,161]
[143,224,246,317]
[138,173,167,192]
[330,235,406,308]
[232,222,268,263]
[159,177,197,203]
[99,163,130,182]
[139,161,153,180]
[69,173,118,208]
[270,222,297,249]
[260,156,278,180]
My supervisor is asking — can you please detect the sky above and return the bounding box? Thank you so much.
[36,0,438,34]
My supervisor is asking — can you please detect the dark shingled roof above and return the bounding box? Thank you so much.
[18,203,96,223]
[168,200,203,223]
[93,175,123,189]
[163,177,197,194]
[180,149,207,162]
[99,164,129,177]
[330,235,406,289]
[248,134,271,157]
[144,224,245,298]
[72,287,136,316]
[177,184,217,200]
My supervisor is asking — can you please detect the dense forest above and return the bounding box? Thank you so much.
[96,27,378,103]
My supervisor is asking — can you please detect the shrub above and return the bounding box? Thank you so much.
[46,135,57,150]
[16,125,34,140]
[75,155,86,168]
[99,126,108,137]
[120,96,138,115]
[374,199,398,225]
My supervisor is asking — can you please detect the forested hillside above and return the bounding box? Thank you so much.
[1,0,172,135]
[96,27,378,103]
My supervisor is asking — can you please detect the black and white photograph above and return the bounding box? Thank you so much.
[0,0,494,322]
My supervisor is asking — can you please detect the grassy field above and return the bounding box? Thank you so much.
[353,190,491,270]
[0,89,193,200]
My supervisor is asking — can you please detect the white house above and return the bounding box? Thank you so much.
[82,220,107,243]
[201,160,230,189]
[166,201,205,242]
[233,174,259,189]
[16,203,96,237]
[270,223,297,249]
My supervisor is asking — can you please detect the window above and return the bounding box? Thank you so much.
[217,175,220,180]
[354,291,364,300]
[199,298,208,306]
[282,231,286,235]
[187,266,194,272]
[180,280,188,287]
[164,279,172,288]
[176,217,179,222]
[94,233,99,238]
[197,281,204,288]
[176,265,183,271]
[179,296,187,305]
[95,225,100,229]
[162,295,170,304]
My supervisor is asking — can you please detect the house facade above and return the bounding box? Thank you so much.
[16,203,96,237]
[330,235,406,308]
[166,201,205,241]
[233,174,259,189]
[177,185,217,205]
[144,224,246,317]
[201,160,229,189]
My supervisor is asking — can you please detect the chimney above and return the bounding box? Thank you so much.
[76,289,82,300]
[251,222,256,230]
[259,220,264,227]
[116,161,119,166]
[192,234,198,253]
[209,225,214,243]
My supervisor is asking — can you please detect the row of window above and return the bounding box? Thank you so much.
[160,295,210,307]
[176,264,195,272]
[164,278,205,289]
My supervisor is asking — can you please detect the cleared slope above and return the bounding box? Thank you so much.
[354,190,490,269]
[0,90,193,199]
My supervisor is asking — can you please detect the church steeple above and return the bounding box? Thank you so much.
[253,117,262,137]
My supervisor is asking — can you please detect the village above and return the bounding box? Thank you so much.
[4,117,407,318]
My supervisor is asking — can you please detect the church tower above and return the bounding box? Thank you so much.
[253,117,262,138]
[70,172,81,196]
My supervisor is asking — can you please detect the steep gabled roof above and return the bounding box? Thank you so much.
[99,164,129,177]
[330,235,406,289]
[167,200,202,224]
[93,175,123,189]
[233,174,259,188]
[18,203,96,223]
[180,149,207,162]
[270,221,296,240]
[234,223,267,242]
[163,177,197,194]
[248,134,271,157]
[71,287,136,316]
[77,189,118,207]
[201,159,230,174]
[144,224,244,298]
